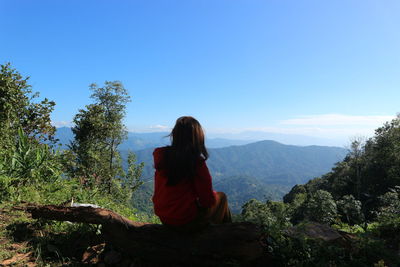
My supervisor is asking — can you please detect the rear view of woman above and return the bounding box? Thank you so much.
[152,116,232,231]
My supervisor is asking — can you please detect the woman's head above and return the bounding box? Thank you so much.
[166,116,208,185]
[170,116,208,159]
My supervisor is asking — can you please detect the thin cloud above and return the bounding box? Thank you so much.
[149,125,170,130]
[249,126,377,137]
[52,121,73,128]
[127,124,171,132]
[280,114,395,126]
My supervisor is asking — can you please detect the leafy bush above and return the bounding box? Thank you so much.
[1,128,62,186]
[375,187,400,222]
[241,199,291,231]
[337,194,364,224]
[303,190,337,224]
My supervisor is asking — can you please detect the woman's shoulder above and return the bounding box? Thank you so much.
[153,146,169,154]
[153,146,170,169]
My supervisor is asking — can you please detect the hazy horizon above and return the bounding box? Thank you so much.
[54,125,365,147]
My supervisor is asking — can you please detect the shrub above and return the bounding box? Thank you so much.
[303,190,337,224]
[337,194,364,224]
[241,199,291,231]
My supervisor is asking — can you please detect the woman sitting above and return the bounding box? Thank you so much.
[152,116,232,231]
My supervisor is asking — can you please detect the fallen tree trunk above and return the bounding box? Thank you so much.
[26,205,268,266]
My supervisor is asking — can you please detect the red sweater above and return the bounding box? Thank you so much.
[152,147,217,225]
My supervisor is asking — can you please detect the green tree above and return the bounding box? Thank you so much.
[376,186,400,222]
[303,190,337,224]
[347,136,366,200]
[283,184,306,204]
[69,104,110,185]
[337,194,363,224]
[69,81,141,201]
[0,63,56,144]
[88,81,130,180]
[363,116,400,195]
[112,151,144,204]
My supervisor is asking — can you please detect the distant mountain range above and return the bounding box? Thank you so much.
[54,127,254,150]
[207,131,346,147]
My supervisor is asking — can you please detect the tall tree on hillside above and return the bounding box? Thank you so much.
[348,136,366,200]
[89,82,130,180]
[69,81,131,194]
[0,63,56,144]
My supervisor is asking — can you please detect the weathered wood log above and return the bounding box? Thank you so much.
[26,205,269,266]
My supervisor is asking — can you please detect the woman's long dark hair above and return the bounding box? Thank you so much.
[165,116,208,186]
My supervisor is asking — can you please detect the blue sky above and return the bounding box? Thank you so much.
[1,0,399,145]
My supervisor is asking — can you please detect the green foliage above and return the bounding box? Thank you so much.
[268,116,400,265]
[374,215,400,254]
[332,222,365,234]
[214,175,290,213]
[0,65,155,266]
[239,215,399,266]
[0,175,16,202]
[302,190,337,224]
[268,232,350,266]
[69,103,114,180]
[375,186,400,222]
[3,174,145,221]
[108,151,145,205]
[241,199,271,226]
[124,151,144,193]
[0,62,56,144]
[0,63,61,199]
[337,194,364,225]
[241,199,291,231]
[283,184,306,203]
[283,115,400,224]
[0,128,63,197]
[67,81,143,205]
[1,128,62,185]
[130,179,154,214]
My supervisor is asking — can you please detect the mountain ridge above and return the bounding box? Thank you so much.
[134,140,346,185]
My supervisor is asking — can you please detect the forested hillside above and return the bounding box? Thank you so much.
[207,141,346,185]
[240,115,400,266]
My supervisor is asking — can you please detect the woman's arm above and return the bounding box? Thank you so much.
[193,160,217,208]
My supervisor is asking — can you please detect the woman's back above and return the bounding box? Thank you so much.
[152,147,216,226]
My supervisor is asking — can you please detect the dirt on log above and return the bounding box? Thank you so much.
[26,205,269,266]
